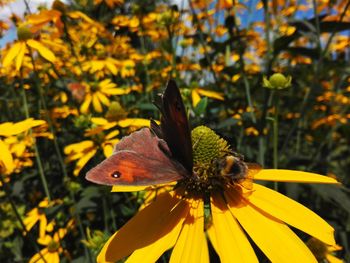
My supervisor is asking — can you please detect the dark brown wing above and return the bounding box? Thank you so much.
[156,80,193,173]
[86,128,188,186]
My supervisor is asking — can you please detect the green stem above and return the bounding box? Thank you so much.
[26,47,93,263]
[243,76,257,124]
[272,92,279,191]
[20,78,51,201]
[27,46,68,178]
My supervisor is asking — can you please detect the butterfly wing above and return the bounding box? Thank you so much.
[86,128,188,186]
[156,80,193,173]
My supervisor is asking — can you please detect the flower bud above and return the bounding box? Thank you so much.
[263,73,292,90]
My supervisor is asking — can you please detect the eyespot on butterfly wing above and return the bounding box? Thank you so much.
[86,128,189,186]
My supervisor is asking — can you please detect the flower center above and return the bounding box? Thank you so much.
[47,240,60,252]
[177,126,245,196]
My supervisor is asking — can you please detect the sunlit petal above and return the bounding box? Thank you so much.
[97,192,189,262]
[92,93,103,112]
[254,169,339,184]
[111,185,150,192]
[196,88,224,100]
[126,207,186,263]
[248,184,335,245]
[207,194,258,263]
[0,140,14,173]
[29,248,49,263]
[26,39,56,63]
[170,199,209,263]
[15,42,26,71]
[73,148,97,176]
[3,42,22,67]
[117,118,150,128]
[80,94,92,113]
[326,254,344,263]
[226,190,317,263]
[192,90,201,107]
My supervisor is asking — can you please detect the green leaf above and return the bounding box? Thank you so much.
[194,97,208,116]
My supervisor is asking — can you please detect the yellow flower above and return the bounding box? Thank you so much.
[2,25,56,71]
[65,117,149,176]
[97,126,338,262]
[23,198,60,238]
[0,118,45,175]
[29,220,74,263]
[80,79,137,113]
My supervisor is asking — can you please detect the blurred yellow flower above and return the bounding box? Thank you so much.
[80,79,137,113]
[2,25,56,71]
[29,220,74,263]
[0,119,45,175]
[23,198,60,238]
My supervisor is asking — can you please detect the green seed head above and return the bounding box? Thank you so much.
[17,26,32,41]
[191,126,229,165]
[105,101,127,121]
[263,73,292,90]
[47,240,60,252]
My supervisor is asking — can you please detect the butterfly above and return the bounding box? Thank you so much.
[86,80,260,188]
[86,80,192,186]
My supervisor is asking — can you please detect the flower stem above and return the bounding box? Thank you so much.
[20,77,51,201]
[272,91,279,191]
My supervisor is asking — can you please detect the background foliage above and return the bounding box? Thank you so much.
[0,0,349,262]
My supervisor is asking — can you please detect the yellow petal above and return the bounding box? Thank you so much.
[9,119,46,135]
[326,254,344,263]
[46,252,59,263]
[26,39,56,63]
[91,117,108,125]
[170,199,208,263]
[111,185,150,192]
[92,93,103,112]
[192,90,201,107]
[248,184,335,245]
[105,130,119,140]
[15,42,26,71]
[105,61,118,75]
[225,190,317,263]
[3,42,22,67]
[126,207,186,263]
[29,248,49,263]
[96,92,110,106]
[117,118,150,128]
[254,169,339,184]
[64,140,94,155]
[207,195,258,263]
[0,140,14,174]
[39,216,48,238]
[73,148,97,176]
[80,94,92,113]
[97,192,189,262]
[196,88,224,100]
